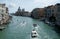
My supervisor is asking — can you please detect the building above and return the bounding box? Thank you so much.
[39,8,45,18]
[31,8,40,19]
[15,7,31,17]
[31,8,45,19]
[44,5,55,21]
[0,4,9,24]
[22,11,31,17]
[15,7,22,16]
[44,3,60,26]
[54,3,60,26]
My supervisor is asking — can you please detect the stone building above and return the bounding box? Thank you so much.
[44,3,60,26]
[54,3,60,26]
[15,7,31,17]
[39,8,45,18]
[0,4,9,24]
[44,5,54,20]
[31,8,40,19]
[31,8,45,19]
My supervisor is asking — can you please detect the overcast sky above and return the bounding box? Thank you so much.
[0,0,60,13]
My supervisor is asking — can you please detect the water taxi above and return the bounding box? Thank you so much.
[31,29,38,38]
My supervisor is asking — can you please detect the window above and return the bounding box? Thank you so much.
[57,7,60,12]
[1,14,4,17]
[2,10,4,12]
[52,10,54,12]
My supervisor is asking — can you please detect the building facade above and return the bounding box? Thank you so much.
[0,4,9,24]
[44,3,60,26]
[31,8,45,19]
[31,8,40,19]
[39,8,45,19]
[54,3,60,26]
[15,7,31,17]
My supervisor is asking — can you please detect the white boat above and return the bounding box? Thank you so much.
[31,29,38,38]
[33,24,37,27]
[45,20,50,24]
[0,26,5,30]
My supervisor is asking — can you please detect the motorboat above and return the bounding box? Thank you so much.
[31,29,38,38]
[23,21,25,23]
[45,20,50,24]
[33,24,37,27]
[46,21,49,24]
[0,26,5,30]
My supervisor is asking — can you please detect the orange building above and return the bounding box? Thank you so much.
[38,8,45,18]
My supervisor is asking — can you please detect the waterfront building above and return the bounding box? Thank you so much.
[22,9,25,12]
[31,8,45,19]
[15,7,31,16]
[31,8,40,19]
[44,5,56,22]
[54,3,60,26]
[15,7,22,16]
[0,4,9,24]
[22,11,31,17]
[44,3,60,26]
[39,8,45,18]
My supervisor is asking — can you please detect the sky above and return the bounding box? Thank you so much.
[0,0,60,13]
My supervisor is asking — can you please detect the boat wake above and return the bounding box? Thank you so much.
[20,22,26,26]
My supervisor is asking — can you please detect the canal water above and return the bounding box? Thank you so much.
[0,16,60,39]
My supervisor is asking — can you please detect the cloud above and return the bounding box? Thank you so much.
[34,0,40,3]
[34,0,58,3]
[33,0,59,7]
[8,3,16,8]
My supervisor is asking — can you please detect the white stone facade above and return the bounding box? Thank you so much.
[0,4,9,24]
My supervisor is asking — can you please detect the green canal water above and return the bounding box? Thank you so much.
[0,16,60,39]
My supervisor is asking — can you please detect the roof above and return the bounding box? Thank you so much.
[55,3,60,6]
